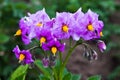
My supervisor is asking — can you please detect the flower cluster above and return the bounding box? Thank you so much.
[13,8,106,66]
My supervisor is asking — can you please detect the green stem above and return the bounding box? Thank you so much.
[63,44,78,67]
[59,40,83,80]
[69,37,72,48]
[59,52,62,65]
[29,46,39,51]
[59,44,78,80]
[51,67,58,80]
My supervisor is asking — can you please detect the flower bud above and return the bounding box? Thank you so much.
[49,54,56,67]
[83,46,92,61]
[49,54,56,61]
[49,61,56,67]
[42,57,49,68]
[97,40,106,52]
[83,44,98,61]
[91,50,98,60]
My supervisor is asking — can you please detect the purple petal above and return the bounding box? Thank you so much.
[71,33,80,41]
[73,8,84,20]
[12,45,20,59]
[42,43,50,51]
[58,43,65,52]
[21,50,34,64]
[22,35,31,45]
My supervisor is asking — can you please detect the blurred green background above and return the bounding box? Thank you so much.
[0,0,120,80]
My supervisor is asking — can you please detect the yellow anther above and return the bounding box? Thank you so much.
[51,47,57,56]
[62,25,69,32]
[87,24,94,31]
[14,29,21,36]
[40,37,46,45]
[36,22,42,27]
[100,32,103,36]
[19,54,25,62]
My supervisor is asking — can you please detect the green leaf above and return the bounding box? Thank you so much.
[54,59,61,75]
[10,65,28,80]
[63,73,72,80]
[39,74,50,80]
[72,74,81,80]
[0,34,9,44]
[13,74,26,80]
[34,60,51,79]
[87,75,101,80]
[63,68,69,77]
[108,66,120,80]
[54,60,69,79]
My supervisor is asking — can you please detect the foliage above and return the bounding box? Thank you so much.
[108,66,120,80]
[87,75,101,80]
[10,65,28,80]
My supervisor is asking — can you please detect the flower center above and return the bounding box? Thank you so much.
[36,22,42,27]
[51,46,57,56]
[100,32,103,36]
[19,54,25,61]
[87,24,94,31]
[40,37,46,44]
[14,29,21,36]
[62,25,68,32]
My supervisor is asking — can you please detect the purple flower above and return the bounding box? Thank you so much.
[14,19,32,44]
[72,8,85,41]
[78,9,104,40]
[15,8,51,45]
[36,28,53,45]
[12,45,34,64]
[42,39,65,56]
[97,40,106,52]
[26,8,50,28]
[42,57,49,68]
[52,12,79,40]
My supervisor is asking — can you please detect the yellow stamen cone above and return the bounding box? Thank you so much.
[51,47,57,56]
[36,22,42,27]
[19,54,25,62]
[14,29,21,36]
[100,32,103,36]
[62,25,68,32]
[40,37,46,46]
[87,24,94,31]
